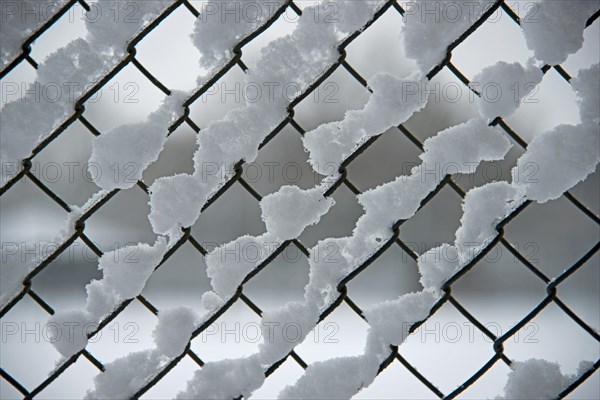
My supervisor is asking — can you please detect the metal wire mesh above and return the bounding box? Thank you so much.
[0,0,599,398]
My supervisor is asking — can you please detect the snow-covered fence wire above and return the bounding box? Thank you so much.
[1,0,599,399]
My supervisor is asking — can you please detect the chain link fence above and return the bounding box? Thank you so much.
[1,0,599,398]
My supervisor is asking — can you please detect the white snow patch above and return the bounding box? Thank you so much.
[47,309,95,358]
[0,0,68,68]
[258,301,319,366]
[148,173,208,236]
[206,232,279,299]
[94,237,167,304]
[496,358,593,399]
[1,243,47,309]
[335,0,384,34]
[402,0,496,73]
[192,0,286,71]
[471,59,544,119]
[83,236,168,320]
[364,290,438,346]
[177,355,265,399]
[261,186,334,240]
[84,0,173,51]
[571,63,600,124]
[418,244,461,291]
[279,354,380,400]
[521,0,599,65]
[304,72,428,175]
[153,307,198,358]
[89,91,186,190]
[455,182,525,249]
[419,182,525,290]
[419,118,512,168]
[512,122,599,203]
[86,350,163,400]
[201,290,225,311]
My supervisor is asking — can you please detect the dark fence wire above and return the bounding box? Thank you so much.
[0,1,599,399]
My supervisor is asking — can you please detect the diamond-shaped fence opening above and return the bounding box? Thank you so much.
[0,1,599,399]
